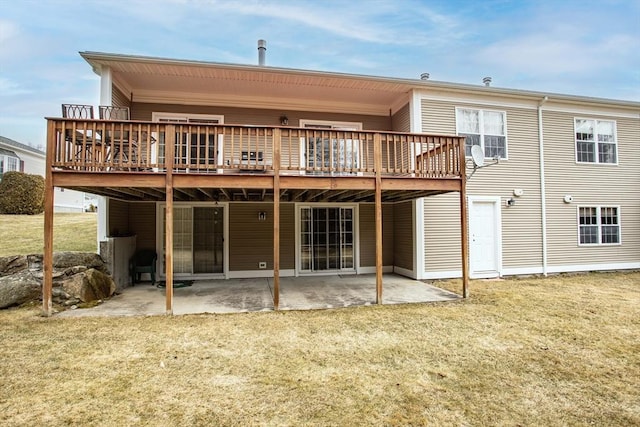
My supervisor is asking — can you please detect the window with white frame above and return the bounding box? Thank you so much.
[456,108,507,159]
[578,206,620,245]
[152,112,224,169]
[0,154,20,180]
[299,120,362,175]
[575,118,617,164]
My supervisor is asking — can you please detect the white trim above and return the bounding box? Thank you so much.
[468,196,503,277]
[393,266,417,279]
[151,112,225,124]
[455,107,509,161]
[576,205,622,246]
[414,199,425,280]
[538,99,548,276]
[295,203,360,276]
[359,266,394,274]
[422,262,640,279]
[156,202,229,279]
[502,266,544,276]
[422,270,462,279]
[547,262,640,274]
[97,196,108,242]
[99,66,112,105]
[299,119,363,130]
[573,117,618,166]
[410,90,423,133]
[227,269,296,279]
[417,91,640,119]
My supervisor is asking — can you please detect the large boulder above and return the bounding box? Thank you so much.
[53,252,108,274]
[60,268,116,303]
[0,270,41,309]
[0,255,28,277]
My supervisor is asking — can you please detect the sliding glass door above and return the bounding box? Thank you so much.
[300,207,354,273]
[161,205,224,275]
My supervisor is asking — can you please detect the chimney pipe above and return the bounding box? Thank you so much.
[483,76,492,87]
[258,39,266,66]
[420,73,430,80]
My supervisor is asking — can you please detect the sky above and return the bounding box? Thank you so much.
[1,0,638,148]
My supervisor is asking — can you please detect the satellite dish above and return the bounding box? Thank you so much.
[470,145,485,167]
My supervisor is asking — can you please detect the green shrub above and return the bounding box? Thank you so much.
[0,172,45,215]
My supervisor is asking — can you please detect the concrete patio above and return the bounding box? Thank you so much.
[56,274,460,317]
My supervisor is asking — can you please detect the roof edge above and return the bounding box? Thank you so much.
[80,51,640,110]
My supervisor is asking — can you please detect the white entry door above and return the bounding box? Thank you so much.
[469,197,502,278]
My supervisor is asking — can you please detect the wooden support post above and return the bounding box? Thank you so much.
[165,126,175,315]
[273,128,281,310]
[42,121,55,316]
[374,133,383,304]
[459,138,470,298]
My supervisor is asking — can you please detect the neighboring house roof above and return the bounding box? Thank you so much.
[0,147,19,158]
[0,136,45,157]
[81,51,640,114]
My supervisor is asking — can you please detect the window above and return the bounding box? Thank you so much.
[575,118,617,164]
[152,112,224,170]
[578,206,620,245]
[456,108,507,159]
[0,154,20,180]
[299,120,362,175]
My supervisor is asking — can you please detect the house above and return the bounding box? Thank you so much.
[0,136,93,212]
[40,47,640,315]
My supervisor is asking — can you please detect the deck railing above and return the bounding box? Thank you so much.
[48,118,464,178]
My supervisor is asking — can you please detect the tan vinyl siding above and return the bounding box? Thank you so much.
[423,193,461,271]
[393,201,413,271]
[421,99,543,272]
[131,103,391,130]
[543,111,640,267]
[391,103,410,132]
[108,199,129,237]
[358,204,394,267]
[228,203,295,271]
[112,85,131,109]
[127,202,156,251]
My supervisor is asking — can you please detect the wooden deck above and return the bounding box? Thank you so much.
[47,119,465,202]
[42,119,470,316]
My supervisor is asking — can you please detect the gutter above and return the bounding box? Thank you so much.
[538,96,548,276]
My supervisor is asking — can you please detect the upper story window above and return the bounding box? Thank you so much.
[578,206,620,245]
[456,108,507,159]
[575,118,617,164]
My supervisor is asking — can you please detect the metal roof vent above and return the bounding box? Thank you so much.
[258,39,266,66]
[483,76,492,87]
[420,73,430,80]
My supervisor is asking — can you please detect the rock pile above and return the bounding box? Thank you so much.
[0,252,116,309]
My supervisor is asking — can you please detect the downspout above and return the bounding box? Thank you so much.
[538,96,548,276]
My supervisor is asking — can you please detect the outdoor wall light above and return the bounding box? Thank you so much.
[506,198,516,207]
[258,211,267,221]
[279,115,289,126]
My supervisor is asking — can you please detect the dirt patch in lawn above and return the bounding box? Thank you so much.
[0,271,638,426]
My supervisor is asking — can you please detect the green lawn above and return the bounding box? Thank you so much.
[0,271,638,426]
[0,213,97,256]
